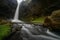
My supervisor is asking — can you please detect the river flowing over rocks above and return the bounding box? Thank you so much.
[5,24,60,40]
[21,24,60,40]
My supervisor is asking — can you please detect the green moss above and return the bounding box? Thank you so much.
[0,25,11,40]
[32,17,45,24]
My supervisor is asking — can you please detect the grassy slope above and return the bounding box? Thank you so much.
[32,17,45,24]
[0,25,11,40]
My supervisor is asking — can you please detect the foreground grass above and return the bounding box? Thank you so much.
[32,17,45,24]
[0,25,11,40]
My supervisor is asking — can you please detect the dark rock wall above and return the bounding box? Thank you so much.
[0,0,17,19]
[0,0,60,20]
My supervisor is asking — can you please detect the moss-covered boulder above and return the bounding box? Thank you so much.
[43,10,60,31]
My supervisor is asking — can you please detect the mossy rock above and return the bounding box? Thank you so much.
[43,10,60,31]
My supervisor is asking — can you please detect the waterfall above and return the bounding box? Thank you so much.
[14,0,24,20]
[11,0,32,23]
[9,0,60,40]
[12,0,23,22]
[14,4,20,20]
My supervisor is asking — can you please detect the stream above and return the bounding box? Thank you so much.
[5,23,60,40]
[20,24,60,40]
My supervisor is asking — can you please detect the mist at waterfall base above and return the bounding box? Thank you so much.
[11,0,60,40]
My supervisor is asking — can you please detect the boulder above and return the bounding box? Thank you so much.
[43,10,60,31]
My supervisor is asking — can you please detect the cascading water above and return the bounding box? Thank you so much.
[12,0,24,22]
[12,0,31,23]
[21,24,60,40]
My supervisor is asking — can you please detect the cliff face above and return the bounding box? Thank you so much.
[0,0,17,18]
[0,0,60,20]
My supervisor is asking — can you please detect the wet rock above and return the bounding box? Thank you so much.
[11,23,22,33]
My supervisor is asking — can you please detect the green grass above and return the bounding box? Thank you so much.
[32,17,45,24]
[0,25,11,40]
